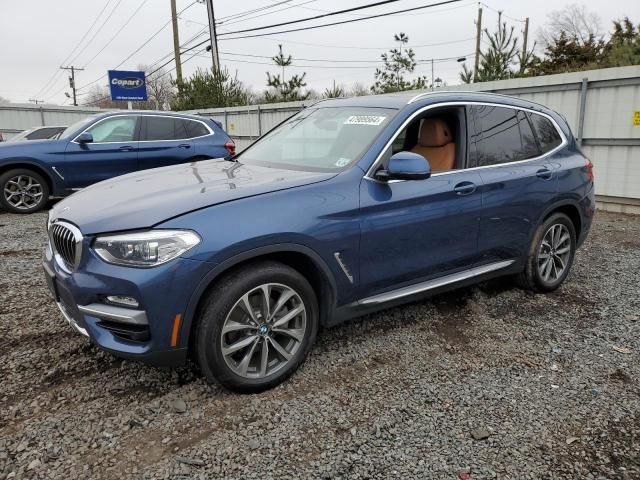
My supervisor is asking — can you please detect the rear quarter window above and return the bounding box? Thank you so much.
[527,112,563,154]
[183,120,211,138]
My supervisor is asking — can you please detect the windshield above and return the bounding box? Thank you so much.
[60,115,99,139]
[239,106,396,172]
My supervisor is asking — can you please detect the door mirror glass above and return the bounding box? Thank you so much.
[76,132,93,144]
[376,151,431,181]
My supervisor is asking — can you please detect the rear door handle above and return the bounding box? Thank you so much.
[119,146,134,152]
[453,181,477,196]
[536,168,553,180]
[178,144,191,149]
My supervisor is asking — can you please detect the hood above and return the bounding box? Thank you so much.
[0,138,60,155]
[51,159,336,234]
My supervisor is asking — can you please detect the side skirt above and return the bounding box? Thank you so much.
[329,259,518,326]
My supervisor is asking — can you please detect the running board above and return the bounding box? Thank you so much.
[358,260,515,306]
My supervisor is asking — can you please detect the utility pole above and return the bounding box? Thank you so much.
[205,0,220,72]
[60,66,84,106]
[28,99,44,105]
[473,4,483,82]
[431,58,435,91]
[170,0,183,83]
[521,17,530,73]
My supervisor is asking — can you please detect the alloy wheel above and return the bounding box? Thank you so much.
[537,223,571,283]
[220,283,307,379]
[3,174,44,210]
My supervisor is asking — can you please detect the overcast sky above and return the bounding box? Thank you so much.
[1,0,637,105]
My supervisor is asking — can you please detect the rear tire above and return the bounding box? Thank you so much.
[194,261,318,393]
[0,168,49,213]
[517,212,576,292]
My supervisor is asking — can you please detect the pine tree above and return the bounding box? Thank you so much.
[265,45,310,102]
[371,33,428,94]
[476,13,519,81]
[323,80,345,98]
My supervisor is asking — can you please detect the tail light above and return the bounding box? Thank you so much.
[224,140,236,157]
[584,158,594,181]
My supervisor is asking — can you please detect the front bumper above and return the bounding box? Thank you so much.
[42,241,212,367]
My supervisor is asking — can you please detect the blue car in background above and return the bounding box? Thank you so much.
[43,92,595,393]
[0,111,234,213]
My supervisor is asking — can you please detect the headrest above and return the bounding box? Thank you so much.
[418,118,453,147]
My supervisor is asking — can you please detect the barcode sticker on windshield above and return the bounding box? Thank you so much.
[344,115,387,126]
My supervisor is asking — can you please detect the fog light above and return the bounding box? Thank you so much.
[105,295,139,308]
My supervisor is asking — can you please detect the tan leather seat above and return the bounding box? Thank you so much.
[411,118,455,172]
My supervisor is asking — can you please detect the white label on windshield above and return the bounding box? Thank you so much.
[344,115,387,126]
[335,157,351,167]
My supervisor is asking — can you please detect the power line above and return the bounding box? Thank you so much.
[218,0,407,37]
[75,1,198,93]
[480,1,526,23]
[217,1,299,23]
[33,0,113,98]
[261,0,473,20]
[224,36,476,50]
[209,52,475,69]
[82,0,150,68]
[218,1,321,27]
[219,0,464,40]
[66,0,124,66]
[219,49,474,63]
[146,0,467,79]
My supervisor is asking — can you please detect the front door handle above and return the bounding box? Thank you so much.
[453,181,477,196]
[178,144,191,149]
[119,146,134,152]
[536,168,553,180]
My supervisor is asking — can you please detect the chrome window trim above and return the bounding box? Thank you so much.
[363,101,568,183]
[71,114,214,145]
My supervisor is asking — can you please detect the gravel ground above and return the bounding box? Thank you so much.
[0,208,638,480]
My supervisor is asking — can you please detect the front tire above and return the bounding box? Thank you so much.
[0,168,49,213]
[194,261,318,393]
[517,212,576,292]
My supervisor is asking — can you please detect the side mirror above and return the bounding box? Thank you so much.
[375,151,431,181]
[76,132,93,144]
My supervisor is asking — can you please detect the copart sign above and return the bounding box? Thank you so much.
[108,70,148,102]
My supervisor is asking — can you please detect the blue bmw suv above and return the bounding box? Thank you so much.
[0,111,234,213]
[43,92,595,392]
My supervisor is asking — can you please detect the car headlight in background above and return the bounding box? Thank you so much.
[93,230,201,267]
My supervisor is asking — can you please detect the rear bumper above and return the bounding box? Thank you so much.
[577,185,596,248]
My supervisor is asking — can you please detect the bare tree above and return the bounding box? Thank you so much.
[537,3,603,46]
[348,82,369,97]
[0,95,9,104]
[83,85,118,108]
[137,64,175,110]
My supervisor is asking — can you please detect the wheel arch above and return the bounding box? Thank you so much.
[180,243,337,352]
[0,160,56,195]
[539,200,582,239]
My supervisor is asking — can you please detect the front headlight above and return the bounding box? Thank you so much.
[93,230,201,267]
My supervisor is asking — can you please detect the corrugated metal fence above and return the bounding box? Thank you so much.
[189,65,640,212]
[0,103,108,140]
[2,66,638,211]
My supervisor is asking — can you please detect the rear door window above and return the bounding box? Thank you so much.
[143,116,188,141]
[527,112,563,154]
[469,105,541,167]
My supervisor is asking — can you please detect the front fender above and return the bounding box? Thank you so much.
[0,157,64,195]
[177,242,339,346]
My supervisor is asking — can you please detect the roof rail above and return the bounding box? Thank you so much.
[406,90,549,110]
